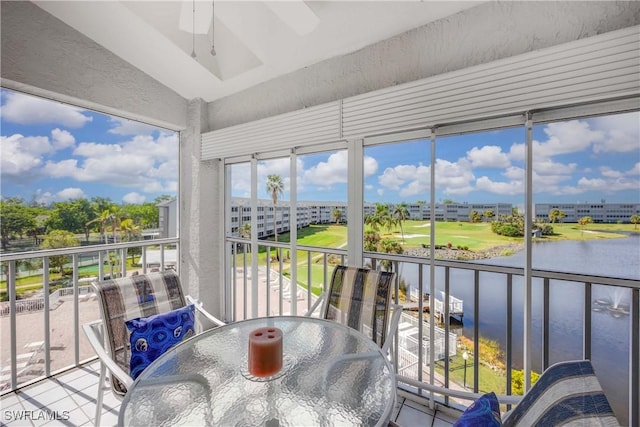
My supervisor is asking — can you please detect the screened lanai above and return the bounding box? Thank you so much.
[1,1,639,425]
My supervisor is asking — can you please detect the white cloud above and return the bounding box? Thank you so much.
[591,112,640,153]
[108,117,160,136]
[1,92,92,128]
[600,166,623,179]
[534,159,577,175]
[627,163,640,176]
[0,134,47,179]
[33,188,86,204]
[434,158,475,196]
[41,134,178,195]
[537,120,604,157]
[476,176,523,195]
[57,188,86,200]
[51,129,75,150]
[123,192,146,204]
[378,163,429,197]
[467,145,511,168]
[303,152,348,187]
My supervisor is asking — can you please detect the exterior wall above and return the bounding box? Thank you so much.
[535,203,640,223]
[0,1,187,130]
[207,1,640,131]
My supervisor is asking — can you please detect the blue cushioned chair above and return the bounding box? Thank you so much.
[305,265,402,355]
[82,270,225,426]
[502,360,619,426]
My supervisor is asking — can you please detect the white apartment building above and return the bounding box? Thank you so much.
[535,203,640,223]
[228,199,514,238]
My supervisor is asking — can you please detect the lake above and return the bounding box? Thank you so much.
[399,232,639,425]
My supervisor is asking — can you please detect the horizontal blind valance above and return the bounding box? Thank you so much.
[202,26,640,161]
[201,102,341,160]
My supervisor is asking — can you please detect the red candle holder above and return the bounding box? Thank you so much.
[248,327,283,377]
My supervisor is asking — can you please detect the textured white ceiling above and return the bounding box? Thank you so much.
[33,1,483,102]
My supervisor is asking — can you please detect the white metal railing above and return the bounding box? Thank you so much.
[225,237,639,424]
[0,238,179,393]
[2,236,638,425]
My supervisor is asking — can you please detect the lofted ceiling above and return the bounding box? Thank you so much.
[32,1,483,103]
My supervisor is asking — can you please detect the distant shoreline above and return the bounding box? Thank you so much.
[407,243,525,260]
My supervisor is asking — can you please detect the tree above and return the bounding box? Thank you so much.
[578,216,593,236]
[265,174,284,242]
[630,214,640,230]
[46,199,93,241]
[332,208,343,224]
[119,218,141,241]
[121,203,159,229]
[379,238,403,272]
[0,198,37,250]
[240,223,251,239]
[392,202,410,243]
[40,230,79,274]
[483,209,495,222]
[87,209,113,244]
[469,210,482,223]
[548,208,566,224]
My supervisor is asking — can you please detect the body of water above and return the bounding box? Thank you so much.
[400,233,639,425]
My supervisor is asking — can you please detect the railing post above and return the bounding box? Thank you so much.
[543,278,550,370]
[584,282,592,360]
[43,257,51,376]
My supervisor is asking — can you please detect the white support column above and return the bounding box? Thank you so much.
[251,157,259,318]
[289,150,298,315]
[180,98,224,320]
[347,139,364,267]
[524,112,534,390]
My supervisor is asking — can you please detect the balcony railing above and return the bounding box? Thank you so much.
[1,237,638,425]
[0,238,178,393]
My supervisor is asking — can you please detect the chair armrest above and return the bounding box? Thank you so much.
[304,292,325,317]
[381,303,403,355]
[186,295,226,327]
[82,320,134,390]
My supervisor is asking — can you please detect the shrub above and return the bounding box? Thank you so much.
[511,369,540,395]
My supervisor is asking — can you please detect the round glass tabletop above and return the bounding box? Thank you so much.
[119,316,396,426]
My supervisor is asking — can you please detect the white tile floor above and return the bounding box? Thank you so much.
[0,362,455,427]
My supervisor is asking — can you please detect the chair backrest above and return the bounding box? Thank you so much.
[502,360,619,427]
[93,270,187,396]
[322,266,395,348]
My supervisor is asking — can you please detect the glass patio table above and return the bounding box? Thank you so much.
[118,316,396,426]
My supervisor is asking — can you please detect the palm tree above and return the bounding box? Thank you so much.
[392,202,410,243]
[120,218,141,241]
[266,174,284,241]
[483,209,495,222]
[578,216,593,237]
[240,223,251,238]
[332,208,343,224]
[87,209,114,244]
[630,214,640,230]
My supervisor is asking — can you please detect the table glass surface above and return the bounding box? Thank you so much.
[119,316,396,427]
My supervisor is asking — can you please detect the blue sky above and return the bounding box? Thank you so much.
[2,88,639,206]
[1,89,178,205]
[237,112,639,205]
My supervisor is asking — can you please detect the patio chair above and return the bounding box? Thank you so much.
[83,270,225,426]
[501,359,619,426]
[306,265,402,355]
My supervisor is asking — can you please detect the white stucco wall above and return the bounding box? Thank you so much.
[0,1,187,130]
[207,1,640,130]
[180,99,225,319]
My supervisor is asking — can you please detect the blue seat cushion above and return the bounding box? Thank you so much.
[453,392,502,427]
[126,304,195,379]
